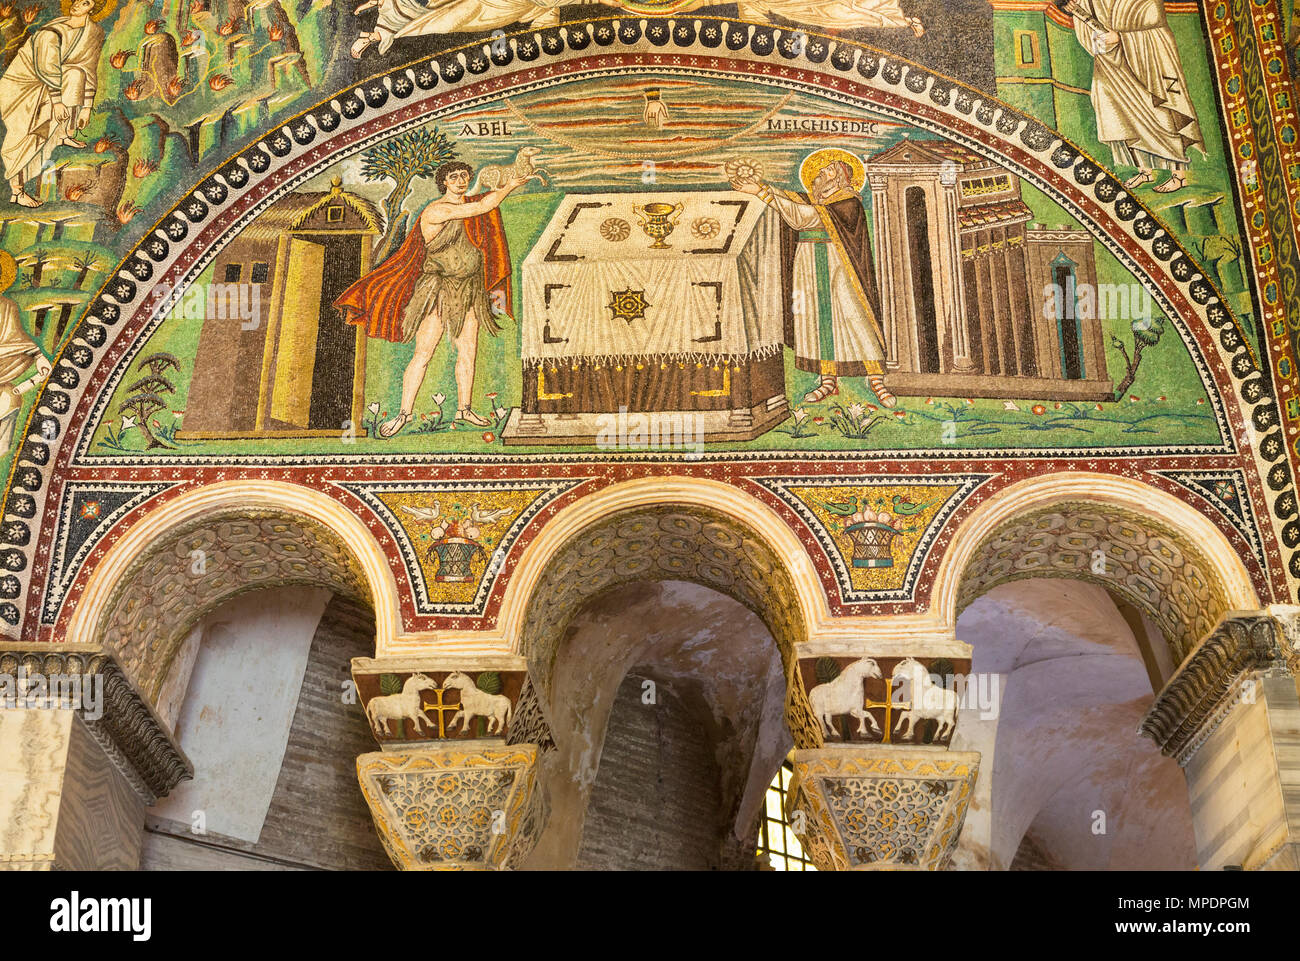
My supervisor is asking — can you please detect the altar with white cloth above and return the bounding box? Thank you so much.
[502,190,791,446]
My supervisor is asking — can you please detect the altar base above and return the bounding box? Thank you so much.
[502,395,789,447]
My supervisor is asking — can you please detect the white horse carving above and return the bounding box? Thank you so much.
[892,658,958,742]
[808,657,882,739]
[366,673,438,737]
[444,671,513,735]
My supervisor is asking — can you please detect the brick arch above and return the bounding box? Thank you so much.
[97,509,368,703]
[957,503,1225,666]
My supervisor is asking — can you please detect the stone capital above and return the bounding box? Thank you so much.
[0,646,191,803]
[352,654,552,749]
[356,744,543,870]
[786,745,980,871]
[789,638,972,749]
[1141,610,1299,766]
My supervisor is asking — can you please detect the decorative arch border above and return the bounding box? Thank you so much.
[382,476,828,657]
[2,15,1294,638]
[64,480,403,685]
[932,471,1261,653]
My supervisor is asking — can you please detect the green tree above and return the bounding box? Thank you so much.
[1110,316,1167,402]
[361,126,457,258]
[24,250,51,287]
[118,392,171,449]
[70,255,100,289]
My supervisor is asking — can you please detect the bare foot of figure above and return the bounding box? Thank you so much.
[909,17,925,37]
[1152,171,1189,193]
[58,136,85,148]
[457,407,492,428]
[353,0,375,11]
[1123,169,1156,189]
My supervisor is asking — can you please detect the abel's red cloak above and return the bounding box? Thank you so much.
[334,199,512,342]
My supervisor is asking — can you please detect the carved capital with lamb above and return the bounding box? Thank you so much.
[351,655,552,748]
[788,637,973,749]
[351,656,552,870]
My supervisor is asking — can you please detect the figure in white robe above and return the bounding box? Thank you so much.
[349,0,571,57]
[738,1,923,35]
[733,158,896,408]
[0,0,104,207]
[1060,0,1204,193]
[347,0,923,58]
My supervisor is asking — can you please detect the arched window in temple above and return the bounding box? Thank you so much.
[1051,251,1085,381]
[905,185,941,376]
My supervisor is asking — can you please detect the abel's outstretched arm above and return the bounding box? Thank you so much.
[425,176,528,224]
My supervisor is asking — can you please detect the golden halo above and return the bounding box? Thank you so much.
[0,252,15,293]
[62,0,117,21]
[799,148,866,196]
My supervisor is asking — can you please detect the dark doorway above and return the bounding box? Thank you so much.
[308,234,363,430]
[907,187,942,374]
[1052,262,1084,380]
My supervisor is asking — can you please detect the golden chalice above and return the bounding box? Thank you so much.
[632,201,685,249]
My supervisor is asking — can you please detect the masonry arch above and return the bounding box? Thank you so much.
[64,480,400,705]
[937,472,1259,674]
[942,473,1260,870]
[506,485,818,869]
[509,479,822,748]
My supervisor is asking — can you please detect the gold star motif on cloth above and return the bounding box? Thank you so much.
[607,288,651,325]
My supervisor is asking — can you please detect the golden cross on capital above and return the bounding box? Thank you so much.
[422,687,462,738]
[863,677,910,745]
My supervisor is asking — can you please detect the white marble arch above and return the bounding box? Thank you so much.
[64,479,401,657]
[934,471,1261,636]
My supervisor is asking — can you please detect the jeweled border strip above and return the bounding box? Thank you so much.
[38,481,172,624]
[1151,468,1268,573]
[42,456,1278,637]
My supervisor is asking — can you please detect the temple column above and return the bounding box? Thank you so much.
[868,172,901,371]
[1142,608,1300,870]
[352,655,550,870]
[782,640,982,870]
[937,174,973,372]
[0,649,190,870]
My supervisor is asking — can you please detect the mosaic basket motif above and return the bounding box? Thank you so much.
[844,522,901,569]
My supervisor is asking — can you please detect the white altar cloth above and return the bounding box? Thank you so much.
[520,191,785,364]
